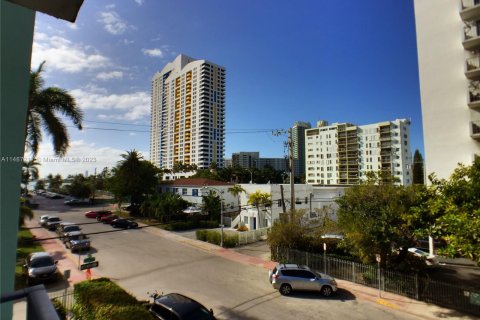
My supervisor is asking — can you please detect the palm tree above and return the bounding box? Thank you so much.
[21,158,40,194]
[26,61,83,156]
[247,190,272,229]
[228,184,246,219]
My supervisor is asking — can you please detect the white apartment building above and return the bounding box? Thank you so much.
[305,119,412,186]
[414,0,480,179]
[150,54,226,171]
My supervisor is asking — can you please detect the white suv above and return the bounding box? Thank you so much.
[269,263,338,296]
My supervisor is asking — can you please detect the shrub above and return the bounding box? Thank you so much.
[199,220,219,228]
[196,230,207,241]
[51,298,66,320]
[72,278,154,320]
[237,225,249,232]
[223,234,239,248]
[206,230,221,245]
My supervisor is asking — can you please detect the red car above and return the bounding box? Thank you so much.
[100,214,118,224]
[84,210,112,219]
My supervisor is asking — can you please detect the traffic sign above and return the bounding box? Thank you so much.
[83,254,95,263]
[80,261,99,270]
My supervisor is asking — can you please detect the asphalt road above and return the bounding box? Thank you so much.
[29,195,422,320]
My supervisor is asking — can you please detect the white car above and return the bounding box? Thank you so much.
[408,247,439,266]
[40,215,49,227]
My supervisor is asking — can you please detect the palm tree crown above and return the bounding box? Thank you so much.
[26,61,83,156]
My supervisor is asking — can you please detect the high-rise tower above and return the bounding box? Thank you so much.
[150,54,226,170]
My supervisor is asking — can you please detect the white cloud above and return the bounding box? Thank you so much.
[99,11,128,35]
[142,48,163,57]
[134,0,144,5]
[96,71,124,81]
[71,86,150,121]
[32,32,110,73]
[35,141,125,178]
[123,39,134,45]
[67,23,78,30]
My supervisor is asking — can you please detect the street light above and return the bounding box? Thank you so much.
[202,186,224,247]
[247,169,253,184]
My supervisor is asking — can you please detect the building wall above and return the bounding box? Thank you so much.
[305,119,412,185]
[150,54,226,170]
[414,0,480,179]
[292,121,311,176]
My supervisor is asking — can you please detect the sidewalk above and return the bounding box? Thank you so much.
[155,227,476,320]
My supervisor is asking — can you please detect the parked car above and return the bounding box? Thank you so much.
[23,252,58,285]
[100,214,119,224]
[85,210,112,219]
[64,231,91,253]
[408,248,440,266]
[149,292,215,320]
[111,218,138,229]
[39,215,49,227]
[45,216,62,231]
[64,199,90,206]
[56,222,82,242]
[268,263,338,296]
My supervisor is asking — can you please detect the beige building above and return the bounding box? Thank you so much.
[414,0,480,179]
[305,119,412,186]
[150,54,226,171]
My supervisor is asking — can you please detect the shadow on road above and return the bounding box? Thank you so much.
[285,288,356,302]
[215,291,279,320]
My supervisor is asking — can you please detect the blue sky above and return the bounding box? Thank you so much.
[32,0,422,177]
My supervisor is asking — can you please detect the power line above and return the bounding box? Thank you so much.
[68,125,282,134]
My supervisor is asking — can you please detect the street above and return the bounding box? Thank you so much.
[16,196,448,319]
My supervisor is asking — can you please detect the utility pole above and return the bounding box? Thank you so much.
[273,128,295,221]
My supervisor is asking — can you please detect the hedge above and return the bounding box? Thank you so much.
[72,278,154,320]
[195,230,239,248]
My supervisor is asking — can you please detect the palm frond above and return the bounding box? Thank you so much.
[38,108,69,156]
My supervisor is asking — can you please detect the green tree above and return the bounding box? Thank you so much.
[26,61,83,156]
[46,174,63,193]
[202,192,221,221]
[227,184,246,218]
[417,160,480,264]
[412,149,425,185]
[336,177,422,267]
[108,150,159,213]
[66,174,92,199]
[19,198,34,226]
[21,158,40,193]
[34,179,45,191]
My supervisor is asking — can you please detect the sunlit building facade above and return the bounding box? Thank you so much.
[150,54,226,170]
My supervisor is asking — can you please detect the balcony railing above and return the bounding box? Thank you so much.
[461,0,480,21]
[468,88,480,109]
[466,55,480,79]
[471,121,480,140]
[0,285,60,320]
[463,24,480,49]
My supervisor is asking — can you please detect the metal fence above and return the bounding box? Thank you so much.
[237,227,270,245]
[273,247,480,317]
[49,288,75,316]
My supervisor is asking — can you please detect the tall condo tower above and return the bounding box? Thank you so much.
[414,0,480,179]
[150,54,226,170]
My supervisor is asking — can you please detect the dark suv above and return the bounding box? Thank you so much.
[269,263,338,296]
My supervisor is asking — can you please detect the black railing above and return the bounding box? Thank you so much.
[0,285,60,320]
[272,247,480,317]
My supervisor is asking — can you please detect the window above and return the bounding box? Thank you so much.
[277,199,282,207]
[192,189,198,196]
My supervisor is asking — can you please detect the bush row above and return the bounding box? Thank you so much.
[195,230,238,248]
[164,219,219,231]
[72,278,154,320]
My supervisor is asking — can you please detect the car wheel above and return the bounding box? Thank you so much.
[321,285,333,297]
[280,284,292,296]
[96,217,101,221]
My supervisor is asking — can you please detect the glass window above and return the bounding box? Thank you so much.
[182,188,187,195]
[192,189,198,196]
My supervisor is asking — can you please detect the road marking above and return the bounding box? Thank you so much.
[376,298,400,309]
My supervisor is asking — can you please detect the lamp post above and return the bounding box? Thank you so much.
[247,169,253,184]
[203,186,224,247]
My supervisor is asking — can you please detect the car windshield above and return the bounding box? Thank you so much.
[48,217,60,222]
[70,235,87,241]
[30,256,54,268]
[64,226,80,232]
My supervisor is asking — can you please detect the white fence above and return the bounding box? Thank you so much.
[237,227,270,245]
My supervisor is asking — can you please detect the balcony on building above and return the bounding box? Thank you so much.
[463,23,480,50]
[471,121,480,140]
[466,55,480,79]
[468,85,480,109]
[460,0,480,21]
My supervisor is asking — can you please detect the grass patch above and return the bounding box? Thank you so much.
[15,228,44,289]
